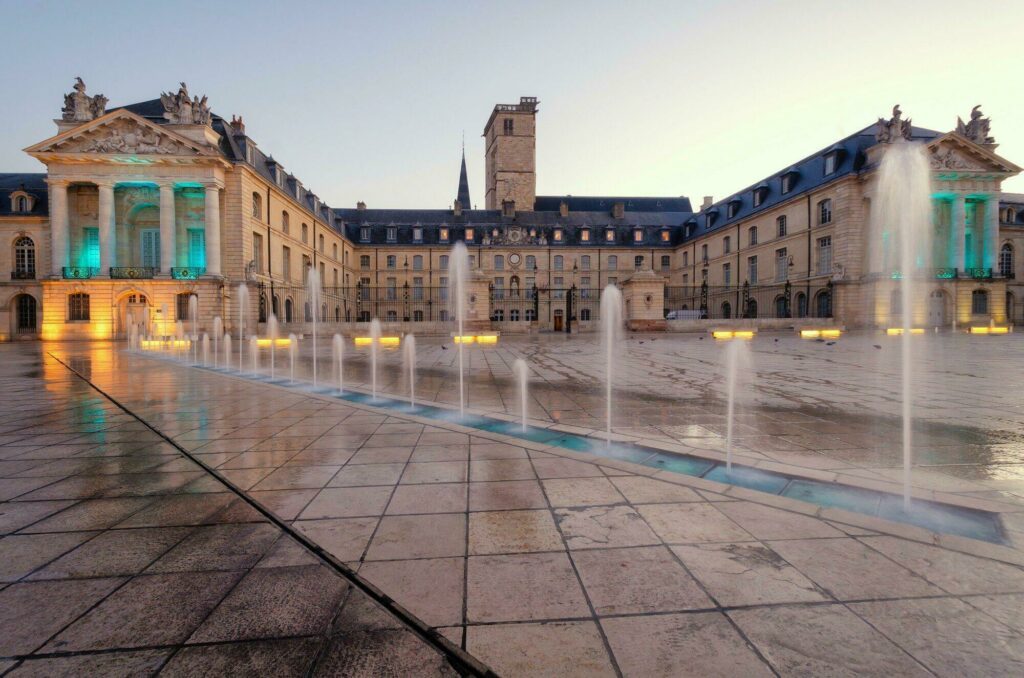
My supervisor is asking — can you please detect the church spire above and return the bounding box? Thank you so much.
[456,137,471,209]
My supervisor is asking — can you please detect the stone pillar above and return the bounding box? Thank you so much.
[204,183,222,276]
[48,179,69,276]
[952,194,966,273]
[159,183,175,274]
[987,196,1000,274]
[622,269,667,331]
[97,181,115,275]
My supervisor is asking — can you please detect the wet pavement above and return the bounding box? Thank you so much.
[2,337,1024,676]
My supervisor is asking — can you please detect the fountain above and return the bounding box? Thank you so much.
[307,267,321,386]
[237,283,249,373]
[213,316,223,368]
[404,334,417,408]
[369,318,381,400]
[723,338,751,471]
[201,333,210,366]
[288,333,298,382]
[332,333,344,394]
[513,358,529,432]
[600,285,623,445]
[450,242,470,418]
[268,313,279,380]
[161,303,169,338]
[188,295,199,364]
[175,321,185,361]
[874,135,934,509]
[249,336,259,375]
[223,333,231,370]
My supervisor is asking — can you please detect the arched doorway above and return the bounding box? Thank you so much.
[116,291,151,338]
[927,290,947,326]
[12,294,37,337]
[553,309,564,332]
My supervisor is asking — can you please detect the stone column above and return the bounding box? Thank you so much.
[952,194,966,273]
[159,183,176,274]
[48,179,69,276]
[204,183,222,276]
[987,196,1000,274]
[97,181,115,275]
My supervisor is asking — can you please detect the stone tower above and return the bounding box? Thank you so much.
[483,97,538,211]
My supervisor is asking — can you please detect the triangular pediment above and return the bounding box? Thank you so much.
[24,109,216,160]
[926,132,1021,176]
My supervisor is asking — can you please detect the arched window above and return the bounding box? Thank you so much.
[333,244,338,259]
[335,306,340,322]
[971,289,989,315]
[272,295,280,318]
[795,292,808,318]
[580,308,591,321]
[721,301,732,319]
[68,293,90,321]
[301,223,309,243]
[14,236,35,277]
[494,255,505,270]
[748,226,758,246]
[319,234,324,253]
[16,196,28,213]
[1000,243,1013,278]
[745,299,758,319]
[282,211,290,234]
[818,199,832,225]
[774,295,788,318]
[15,295,36,333]
[285,298,294,323]
[776,215,787,237]
[252,192,262,219]
[634,255,644,270]
[321,303,327,321]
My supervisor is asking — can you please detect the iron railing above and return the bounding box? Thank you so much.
[664,280,833,320]
[10,270,35,280]
[968,267,993,280]
[62,266,98,279]
[110,267,157,279]
[171,267,206,280]
[256,284,455,324]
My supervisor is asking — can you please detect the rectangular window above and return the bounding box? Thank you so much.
[140,229,160,268]
[775,248,788,282]
[723,262,731,286]
[386,226,397,242]
[606,229,615,242]
[554,229,563,242]
[413,276,424,300]
[554,256,564,271]
[439,255,449,270]
[526,255,536,270]
[777,215,787,237]
[781,174,793,194]
[633,229,643,242]
[360,255,370,269]
[581,229,590,242]
[701,244,708,263]
[634,255,644,270]
[493,277,504,299]
[187,229,205,269]
[660,230,670,242]
[817,236,832,275]
[553,277,564,298]
[439,227,449,242]
[253,233,264,274]
[661,255,670,270]
[824,154,836,175]
[748,256,758,283]
[723,236,731,254]
[465,228,474,242]
[302,255,310,283]
[68,293,90,321]
[413,227,423,242]
[360,226,371,242]
[413,255,423,270]
[819,199,832,225]
[581,255,591,270]
[503,118,513,135]
[607,255,617,271]
[386,277,397,300]
[494,255,504,270]
[282,245,291,280]
[386,255,396,269]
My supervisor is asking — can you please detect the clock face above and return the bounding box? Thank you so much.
[508,253,522,265]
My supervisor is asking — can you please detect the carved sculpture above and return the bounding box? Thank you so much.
[875,105,913,143]
[956,105,994,145]
[61,77,107,123]
[62,118,194,156]
[160,82,211,125]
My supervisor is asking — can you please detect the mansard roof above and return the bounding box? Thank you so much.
[0,173,48,217]
[686,123,943,241]
[534,195,692,212]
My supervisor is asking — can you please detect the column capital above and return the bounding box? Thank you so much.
[45,177,71,188]
[203,180,224,191]
[94,179,116,189]
[157,180,177,191]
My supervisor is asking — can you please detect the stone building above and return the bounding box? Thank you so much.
[0,82,1021,340]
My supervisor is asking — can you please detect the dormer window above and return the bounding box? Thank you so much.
[660,229,670,243]
[824,154,836,175]
[413,226,423,242]
[781,167,799,194]
[465,227,475,242]
[529,228,537,238]
[633,229,643,243]
[360,226,371,242]
[753,184,768,208]
[553,229,564,242]
[580,229,591,242]
[10,192,35,213]
[606,228,615,242]
[386,225,397,242]
[727,199,741,219]
[439,227,450,242]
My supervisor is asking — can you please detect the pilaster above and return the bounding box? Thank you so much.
[47,179,69,277]
[159,183,176,275]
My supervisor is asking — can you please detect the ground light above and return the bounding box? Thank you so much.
[354,336,401,347]
[256,337,292,347]
[969,326,1010,335]
[140,339,191,349]
[799,328,842,339]
[711,330,755,340]
[452,334,500,345]
[885,328,926,336]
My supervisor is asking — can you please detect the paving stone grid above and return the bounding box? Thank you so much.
[0,336,1023,676]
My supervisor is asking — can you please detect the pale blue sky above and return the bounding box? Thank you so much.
[2,0,1023,208]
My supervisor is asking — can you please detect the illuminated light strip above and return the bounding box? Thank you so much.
[800,329,842,339]
[256,338,292,347]
[140,339,192,349]
[353,336,401,347]
[885,328,926,336]
[712,330,756,340]
[452,334,501,345]
[969,326,1009,335]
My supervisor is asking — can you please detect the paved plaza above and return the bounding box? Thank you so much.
[1,332,1024,676]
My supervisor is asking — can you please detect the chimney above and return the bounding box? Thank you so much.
[453,199,463,217]
[356,201,366,211]
[612,201,625,219]
[702,196,714,210]
[559,200,569,218]
[502,199,516,218]
[229,115,245,134]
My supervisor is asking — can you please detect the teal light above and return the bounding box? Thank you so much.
[936,269,956,279]
[78,227,100,268]
[890,271,903,280]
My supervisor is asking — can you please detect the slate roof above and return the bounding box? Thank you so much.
[1001,193,1024,225]
[456,151,471,208]
[534,195,692,213]
[0,173,48,217]
[684,124,943,241]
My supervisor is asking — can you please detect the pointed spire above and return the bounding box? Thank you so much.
[456,138,471,210]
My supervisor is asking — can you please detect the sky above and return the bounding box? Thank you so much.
[2,0,1024,209]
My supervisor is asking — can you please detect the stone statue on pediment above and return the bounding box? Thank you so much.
[875,105,913,143]
[956,105,994,145]
[61,77,107,123]
[161,82,211,125]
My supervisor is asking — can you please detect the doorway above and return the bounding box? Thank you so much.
[118,292,150,338]
[927,290,947,326]
[553,309,564,332]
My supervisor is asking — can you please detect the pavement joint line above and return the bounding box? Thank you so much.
[45,351,498,678]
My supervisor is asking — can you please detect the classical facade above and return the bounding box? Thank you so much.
[0,83,1021,340]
